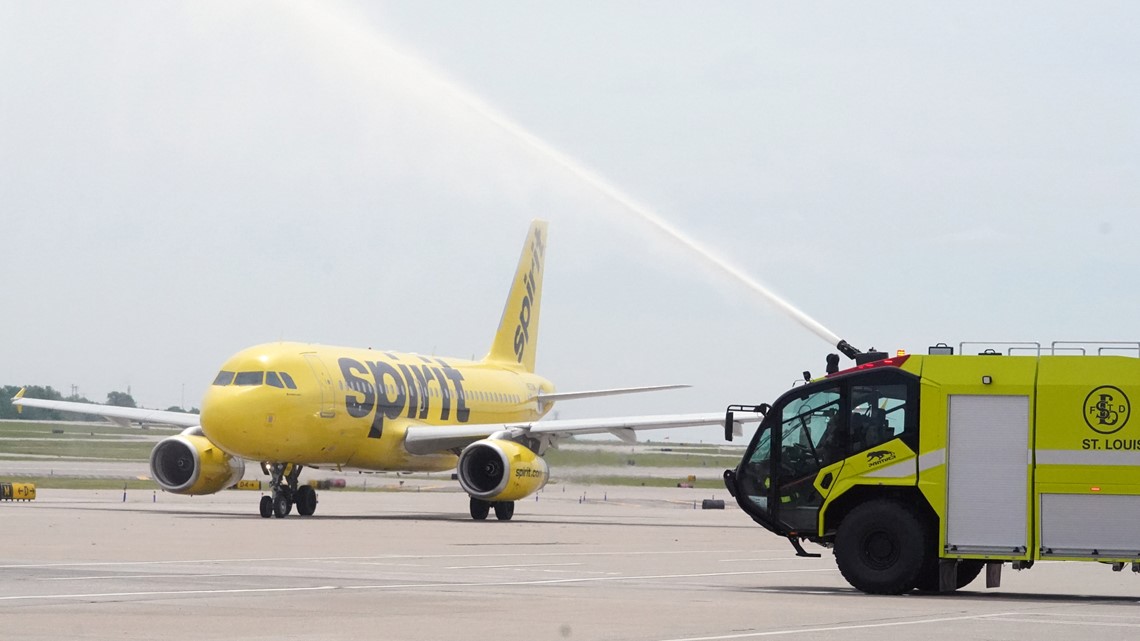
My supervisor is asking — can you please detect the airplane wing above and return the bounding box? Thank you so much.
[532,384,689,402]
[403,411,762,455]
[11,390,200,428]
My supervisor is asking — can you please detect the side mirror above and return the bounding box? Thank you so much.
[725,404,769,442]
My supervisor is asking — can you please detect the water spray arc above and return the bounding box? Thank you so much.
[412,61,861,358]
[299,4,863,359]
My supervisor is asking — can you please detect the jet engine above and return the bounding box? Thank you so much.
[457,438,549,502]
[149,427,245,495]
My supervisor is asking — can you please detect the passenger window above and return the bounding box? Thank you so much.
[213,371,235,386]
[266,372,284,388]
[280,372,297,389]
[234,371,264,386]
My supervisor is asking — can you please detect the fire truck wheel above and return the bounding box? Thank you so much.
[834,500,927,594]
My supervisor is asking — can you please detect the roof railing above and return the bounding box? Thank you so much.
[954,341,1139,357]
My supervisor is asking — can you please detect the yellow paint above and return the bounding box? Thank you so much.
[1,482,36,501]
[199,220,555,475]
[821,352,1140,562]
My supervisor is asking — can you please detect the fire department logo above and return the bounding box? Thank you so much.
[1083,386,1130,435]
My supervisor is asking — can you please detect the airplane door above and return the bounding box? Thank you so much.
[303,353,336,418]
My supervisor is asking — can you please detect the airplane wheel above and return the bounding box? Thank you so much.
[273,493,292,518]
[259,495,273,518]
[295,485,318,516]
[493,501,515,521]
[470,497,491,520]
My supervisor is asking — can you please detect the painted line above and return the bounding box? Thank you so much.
[0,585,339,602]
[37,573,249,582]
[1020,612,1140,620]
[994,618,1140,628]
[0,549,761,570]
[445,562,582,570]
[718,558,805,563]
[651,612,1017,641]
[0,568,835,603]
[340,568,836,590]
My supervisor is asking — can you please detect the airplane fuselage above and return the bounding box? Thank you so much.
[200,342,555,472]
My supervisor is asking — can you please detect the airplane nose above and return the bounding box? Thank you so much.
[199,381,294,460]
[198,386,254,450]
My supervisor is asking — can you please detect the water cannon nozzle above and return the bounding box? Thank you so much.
[835,339,862,360]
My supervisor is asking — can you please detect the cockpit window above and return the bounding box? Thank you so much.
[266,372,283,388]
[279,372,297,389]
[213,371,235,386]
[234,371,264,386]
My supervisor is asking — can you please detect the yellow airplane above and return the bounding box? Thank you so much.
[14,220,757,520]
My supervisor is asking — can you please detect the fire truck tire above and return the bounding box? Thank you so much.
[834,500,927,594]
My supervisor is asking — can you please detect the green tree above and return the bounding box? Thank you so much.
[0,385,65,420]
[106,391,137,408]
[163,406,200,414]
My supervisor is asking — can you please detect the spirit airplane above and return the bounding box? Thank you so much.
[15,220,755,520]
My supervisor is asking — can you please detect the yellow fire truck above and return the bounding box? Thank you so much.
[723,341,1140,594]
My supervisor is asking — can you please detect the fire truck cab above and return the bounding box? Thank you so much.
[723,342,1140,594]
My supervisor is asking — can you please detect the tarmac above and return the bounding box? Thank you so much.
[2,484,1139,641]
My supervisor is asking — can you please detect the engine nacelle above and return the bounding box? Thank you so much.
[149,428,245,495]
[457,438,549,502]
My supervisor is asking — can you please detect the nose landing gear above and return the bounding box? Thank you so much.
[258,462,317,518]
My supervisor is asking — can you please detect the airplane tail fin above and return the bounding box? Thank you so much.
[485,219,548,372]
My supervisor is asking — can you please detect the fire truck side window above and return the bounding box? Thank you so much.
[849,382,911,453]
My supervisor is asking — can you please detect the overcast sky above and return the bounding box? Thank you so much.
[3,2,1139,443]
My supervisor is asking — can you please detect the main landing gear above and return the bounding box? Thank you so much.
[469,497,515,521]
[259,462,318,519]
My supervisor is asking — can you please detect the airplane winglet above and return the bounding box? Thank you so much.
[14,387,25,414]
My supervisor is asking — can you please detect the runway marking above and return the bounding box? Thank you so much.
[995,618,1140,628]
[1018,612,1140,620]
[445,562,582,570]
[651,612,1019,640]
[649,608,1140,641]
[37,573,249,582]
[0,568,835,603]
[718,558,804,563]
[0,548,764,569]
[0,585,339,602]
[341,567,836,590]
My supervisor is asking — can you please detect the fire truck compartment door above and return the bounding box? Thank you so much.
[945,394,1030,555]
